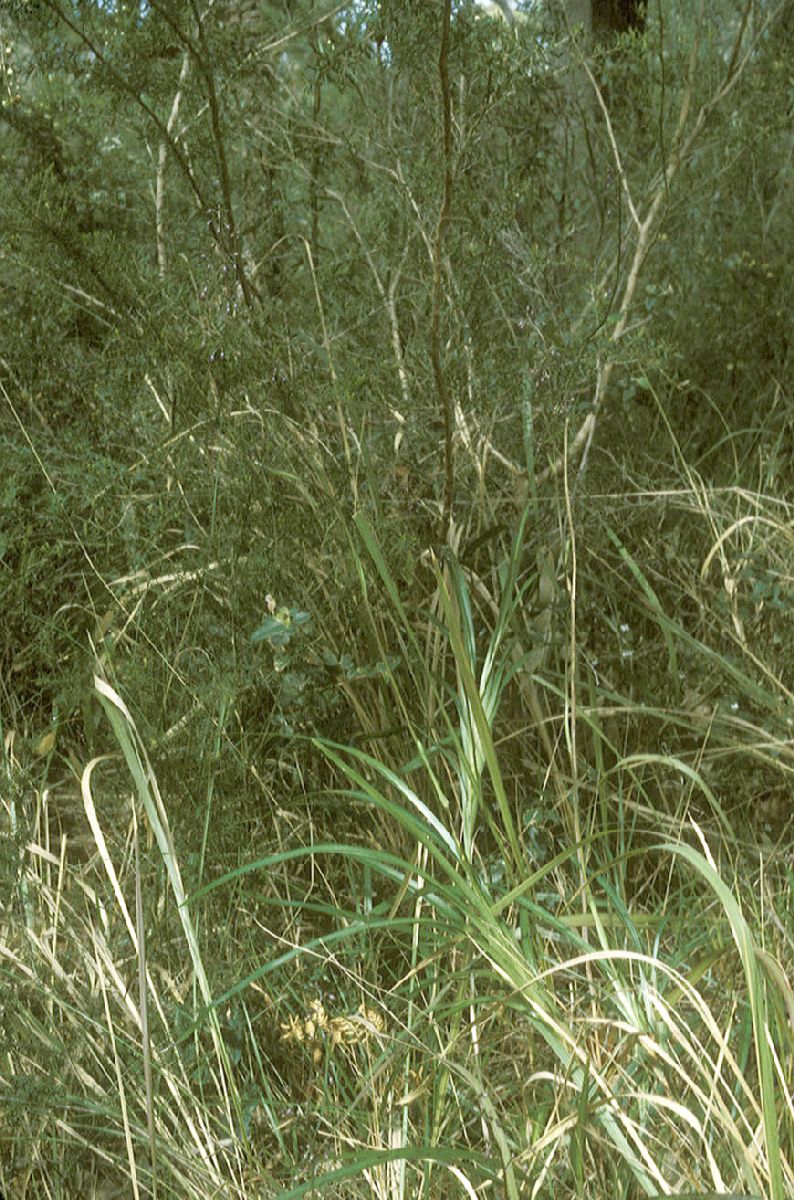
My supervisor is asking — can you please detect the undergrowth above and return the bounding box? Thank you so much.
[1,4,793,1196]
[2,420,793,1199]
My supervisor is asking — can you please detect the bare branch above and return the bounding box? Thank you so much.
[536,0,781,489]
[155,53,190,277]
[582,58,640,230]
[432,0,455,539]
[327,189,413,412]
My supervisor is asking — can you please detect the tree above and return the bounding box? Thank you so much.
[592,0,646,37]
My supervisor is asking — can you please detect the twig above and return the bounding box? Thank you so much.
[537,0,772,488]
[189,0,258,308]
[432,0,455,539]
[327,189,412,411]
[582,58,640,230]
[155,53,190,277]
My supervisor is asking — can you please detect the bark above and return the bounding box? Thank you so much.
[592,0,646,38]
[566,0,592,36]
[567,0,646,41]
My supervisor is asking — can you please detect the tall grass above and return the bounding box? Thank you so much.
[2,475,793,1199]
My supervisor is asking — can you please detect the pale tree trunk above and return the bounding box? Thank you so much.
[567,0,592,36]
[566,0,648,41]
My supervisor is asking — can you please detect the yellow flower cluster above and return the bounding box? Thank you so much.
[280,998,386,1063]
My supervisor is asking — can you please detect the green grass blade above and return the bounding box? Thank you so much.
[658,833,784,1200]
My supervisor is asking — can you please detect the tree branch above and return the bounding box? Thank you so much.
[538,0,779,488]
[432,0,455,539]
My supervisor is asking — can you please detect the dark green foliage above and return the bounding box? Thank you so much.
[0,0,788,787]
[0,0,788,834]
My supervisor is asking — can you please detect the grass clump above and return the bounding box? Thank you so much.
[2,461,793,1198]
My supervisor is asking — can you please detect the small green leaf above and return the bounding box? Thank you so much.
[251,615,292,645]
